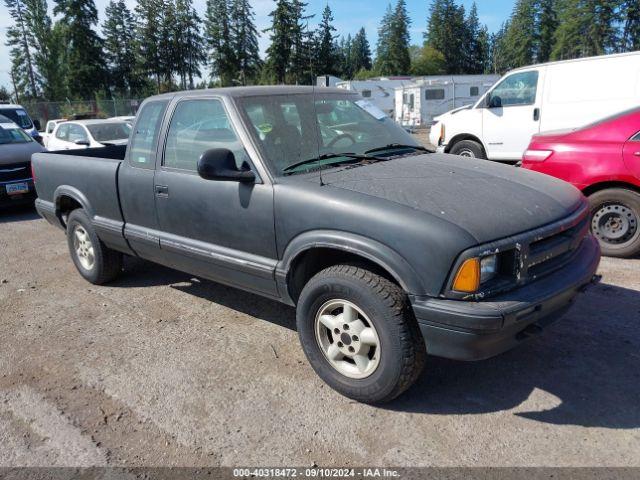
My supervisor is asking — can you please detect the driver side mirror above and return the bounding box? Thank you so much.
[197,148,255,183]
[33,119,41,131]
[487,94,502,109]
[74,139,90,146]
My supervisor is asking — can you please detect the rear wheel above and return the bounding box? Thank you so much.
[449,140,486,159]
[296,264,426,404]
[588,188,640,258]
[66,209,122,284]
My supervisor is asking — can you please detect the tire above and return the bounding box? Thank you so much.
[296,264,426,404]
[449,139,486,159]
[66,209,122,284]
[588,188,640,258]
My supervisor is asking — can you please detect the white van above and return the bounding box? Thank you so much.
[429,51,640,162]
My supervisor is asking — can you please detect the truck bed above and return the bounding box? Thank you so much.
[32,145,128,248]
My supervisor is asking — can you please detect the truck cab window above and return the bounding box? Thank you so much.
[68,124,88,143]
[490,71,539,107]
[164,99,247,171]
[56,124,69,141]
[128,101,168,168]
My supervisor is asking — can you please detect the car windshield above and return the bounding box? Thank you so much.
[0,108,33,129]
[0,125,33,144]
[87,122,131,142]
[236,93,422,175]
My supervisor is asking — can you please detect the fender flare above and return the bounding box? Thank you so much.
[276,230,425,303]
[53,185,95,224]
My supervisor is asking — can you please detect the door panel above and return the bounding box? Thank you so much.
[154,97,278,296]
[482,70,543,160]
[623,133,640,180]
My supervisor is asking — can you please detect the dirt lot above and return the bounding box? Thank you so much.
[1,203,639,468]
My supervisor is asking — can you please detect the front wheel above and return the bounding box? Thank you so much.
[588,188,640,258]
[296,264,426,403]
[449,139,486,159]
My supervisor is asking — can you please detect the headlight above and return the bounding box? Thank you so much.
[480,254,498,283]
[452,254,499,293]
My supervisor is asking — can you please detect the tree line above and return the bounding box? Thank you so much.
[4,0,640,103]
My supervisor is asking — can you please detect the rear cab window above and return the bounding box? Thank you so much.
[128,100,168,169]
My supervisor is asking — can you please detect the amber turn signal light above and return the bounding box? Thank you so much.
[452,258,480,293]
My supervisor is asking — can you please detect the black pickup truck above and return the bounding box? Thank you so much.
[33,86,600,403]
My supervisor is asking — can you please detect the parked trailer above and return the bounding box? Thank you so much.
[395,75,499,128]
[320,78,414,118]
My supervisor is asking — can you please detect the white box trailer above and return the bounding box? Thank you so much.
[395,75,499,128]
[333,78,414,117]
[430,51,640,161]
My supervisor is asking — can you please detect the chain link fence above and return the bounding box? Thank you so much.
[20,98,144,128]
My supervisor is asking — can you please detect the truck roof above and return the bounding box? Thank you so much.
[146,85,352,102]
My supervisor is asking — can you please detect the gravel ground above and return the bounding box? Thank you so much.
[1,193,639,466]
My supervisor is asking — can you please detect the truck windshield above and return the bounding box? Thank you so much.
[237,93,422,176]
[87,122,131,142]
[0,108,33,129]
[0,125,33,144]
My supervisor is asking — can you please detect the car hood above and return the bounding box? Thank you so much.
[315,154,585,243]
[0,141,44,166]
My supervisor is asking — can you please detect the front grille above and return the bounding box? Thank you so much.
[519,207,590,283]
[0,162,31,183]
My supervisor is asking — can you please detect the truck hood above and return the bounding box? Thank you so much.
[0,141,44,166]
[316,154,584,243]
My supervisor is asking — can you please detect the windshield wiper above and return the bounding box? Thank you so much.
[282,152,387,174]
[364,143,431,155]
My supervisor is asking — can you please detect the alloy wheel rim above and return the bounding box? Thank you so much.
[592,203,638,245]
[314,299,381,379]
[458,148,475,157]
[73,225,95,270]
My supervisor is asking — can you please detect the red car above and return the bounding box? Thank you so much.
[522,108,640,258]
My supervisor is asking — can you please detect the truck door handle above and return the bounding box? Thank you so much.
[634,151,640,157]
[533,108,540,121]
[155,185,169,197]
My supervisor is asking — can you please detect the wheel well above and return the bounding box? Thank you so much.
[445,134,485,154]
[287,248,401,303]
[582,181,640,198]
[56,195,82,227]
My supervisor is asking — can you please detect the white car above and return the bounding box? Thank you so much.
[41,118,67,148]
[48,119,131,150]
[430,51,640,162]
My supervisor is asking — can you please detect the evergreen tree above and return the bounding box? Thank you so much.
[502,0,539,68]
[175,0,204,89]
[135,0,163,90]
[388,0,411,74]
[338,35,352,79]
[54,0,107,99]
[424,0,467,73]
[374,4,394,75]
[264,0,293,83]
[537,0,558,62]
[316,4,338,76]
[103,0,142,95]
[4,0,39,98]
[622,0,640,50]
[289,0,315,84]
[410,44,446,75]
[230,0,262,85]
[351,27,372,74]
[464,2,485,73]
[158,0,178,87]
[489,21,511,74]
[205,0,236,86]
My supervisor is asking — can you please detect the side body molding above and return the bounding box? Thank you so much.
[276,230,425,305]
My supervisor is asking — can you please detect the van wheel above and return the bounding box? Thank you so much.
[66,209,122,284]
[450,140,486,159]
[296,264,426,404]
[588,188,640,258]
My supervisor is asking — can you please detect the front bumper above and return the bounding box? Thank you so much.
[0,179,36,208]
[411,235,601,361]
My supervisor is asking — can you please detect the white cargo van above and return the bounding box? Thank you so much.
[429,52,640,162]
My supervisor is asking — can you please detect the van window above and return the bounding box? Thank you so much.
[128,100,168,168]
[425,89,445,101]
[362,90,372,98]
[490,71,539,107]
[470,86,479,96]
[164,99,246,171]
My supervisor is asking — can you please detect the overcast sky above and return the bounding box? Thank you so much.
[0,0,514,95]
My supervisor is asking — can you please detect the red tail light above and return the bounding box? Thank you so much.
[522,149,553,162]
